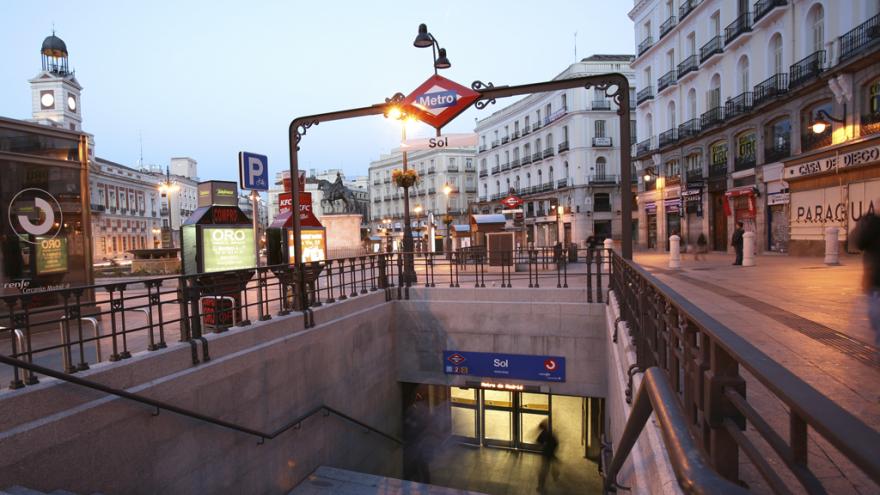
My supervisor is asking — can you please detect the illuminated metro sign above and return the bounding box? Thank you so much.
[403,74,480,129]
[443,350,566,382]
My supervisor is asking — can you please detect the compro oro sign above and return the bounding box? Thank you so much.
[202,227,256,273]
[790,179,880,240]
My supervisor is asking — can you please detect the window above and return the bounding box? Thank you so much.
[810,4,824,53]
[770,34,783,74]
[514,121,520,133]
[708,74,721,109]
[711,11,720,36]
[685,153,702,172]
[546,133,554,148]
[687,32,696,56]
[561,94,567,110]
[865,80,880,136]
[735,131,757,168]
[595,120,606,138]
[666,49,675,71]
[802,100,833,151]
[870,81,880,115]
[665,159,680,178]
[737,56,749,94]
[710,141,728,166]
[667,101,676,129]
[687,89,697,120]
[562,126,569,142]
[545,104,552,120]
[525,116,530,128]
[594,193,611,212]
[765,117,792,160]
[595,157,607,178]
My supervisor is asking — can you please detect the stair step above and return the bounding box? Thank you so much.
[5,487,47,495]
[290,466,488,494]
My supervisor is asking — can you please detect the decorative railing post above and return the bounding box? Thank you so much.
[705,341,746,482]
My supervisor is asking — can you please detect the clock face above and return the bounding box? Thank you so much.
[40,92,55,109]
[67,95,77,111]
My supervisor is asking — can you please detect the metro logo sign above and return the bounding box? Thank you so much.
[500,195,523,208]
[403,74,480,130]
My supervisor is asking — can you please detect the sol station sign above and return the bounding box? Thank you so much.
[402,74,480,129]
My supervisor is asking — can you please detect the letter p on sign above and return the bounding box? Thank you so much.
[239,152,269,191]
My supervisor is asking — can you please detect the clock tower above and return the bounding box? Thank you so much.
[29,32,83,132]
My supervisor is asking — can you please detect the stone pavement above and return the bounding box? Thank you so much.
[633,250,880,493]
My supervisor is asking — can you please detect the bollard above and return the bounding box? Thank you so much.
[743,232,756,267]
[603,238,614,272]
[668,235,681,269]
[824,226,840,265]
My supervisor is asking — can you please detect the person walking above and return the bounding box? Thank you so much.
[536,419,559,493]
[695,233,708,261]
[731,221,745,265]
[852,211,880,347]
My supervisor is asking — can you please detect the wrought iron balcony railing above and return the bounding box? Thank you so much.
[636,138,654,156]
[660,16,677,39]
[753,73,788,106]
[638,36,654,56]
[659,128,679,148]
[789,50,825,89]
[589,174,618,185]
[636,86,654,105]
[543,147,554,158]
[700,36,723,64]
[677,55,699,79]
[678,118,700,139]
[754,0,787,24]
[734,154,756,171]
[478,144,487,152]
[491,166,500,174]
[685,168,703,183]
[511,158,521,168]
[700,106,724,129]
[839,12,880,62]
[522,155,532,165]
[558,141,570,153]
[679,0,698,21]
[657,70,677,93]
[557,178,569,189]
[501,162,510,171]
[532,152,543,162]
[479,169,488,177]
[801,129,831,152]
[764,143,791,163]
[592,100,611,111]
[724,12,752,45]
[724,92,753,119]
[501,136,509,144]
[709,162,727,177]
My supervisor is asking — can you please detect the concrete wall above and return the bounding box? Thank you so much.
[394,287,608,398]
[0,291,401,495]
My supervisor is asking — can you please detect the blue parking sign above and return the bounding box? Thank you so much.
[239,152,269,191]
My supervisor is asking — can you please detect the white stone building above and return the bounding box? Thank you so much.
[368,147,477,251]
[474,55,636,247]
[630,0,880,254]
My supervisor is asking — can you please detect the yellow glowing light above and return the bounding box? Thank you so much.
[387,107,403,120]
[557,205,565,216]
[443,184,452,196]
[811,121,828,134]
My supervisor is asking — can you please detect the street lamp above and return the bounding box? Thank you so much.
[413,23,451,74]
[157,166,179,248]
[387,108,418,282]
[811,105,846,134]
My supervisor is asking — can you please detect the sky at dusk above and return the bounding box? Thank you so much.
[1,1,634,182]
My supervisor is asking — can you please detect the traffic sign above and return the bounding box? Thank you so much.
[402,75,480,129]
[238,152,269,191]
[500,195,523,209]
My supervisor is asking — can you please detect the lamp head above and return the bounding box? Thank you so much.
[434,48,451,69]
[811,118,829,134]
[387,106,403,121]
[443,184,452,196]
[413,23,433,48]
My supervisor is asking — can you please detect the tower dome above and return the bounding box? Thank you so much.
[41,32,70,75]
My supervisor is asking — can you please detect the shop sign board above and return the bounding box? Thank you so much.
[198,181,238,208]
[790,179,880,240]
[767,192,790,205]
[288,228,326,263]
[35,236,68,274]
[443,350,566,382]
[784,144,880,179]
[278,192,321,227]
[202,227,256,273]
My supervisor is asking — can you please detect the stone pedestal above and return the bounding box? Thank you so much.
[322,214,363,256]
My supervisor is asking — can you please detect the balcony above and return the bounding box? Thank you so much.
[802,129,832,152]
[491,140,499,148]
[558,141,570,153]
[754,0,787,24]
[660,16,677,39]
[557,178,569,189]
[427,167,436,175]
[664,173,681,186]
[638,36,654,56]
[501,162,510,171]
[765,142,791,162]
[685,169,704,183]
[589,174,618,185]
[678,119,700,139]
[753,74,788,106]
[90,203,106,213]
[724,12,752,46]
[677,55,699,79]
[522,126,531,136]
[700,106,724,130]
[372,198,381,204]
[657,70,677,93]
[709,162,727,178]
[543,147,554,158]
[734,154,756,171]
[384,177,391,183]
[479,169,488,177]
[636,86,654,105]
[789,50,825,89]
[478,144,487,152]
[491,166,500,174]
[532,121,542,131]
[591,100,611,111]
[724,92,753,120]
[465,186,477,193]
[511,159,521,169]
[862,111,880,136]
[532,152,543,162]
[679,0,698,20]
[522,155,532,165]
[700,36,723,64]
[448,165,459,172]
[501,136,510,144]
[592,137,612,147]
[839,12,880,62]
[428,187,436,194]
[547,107,567,124]
[658,128,679,148]
[636,138,654,156]
[512,130,520,140]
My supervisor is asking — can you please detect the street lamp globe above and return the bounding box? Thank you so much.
[811,119,829,134]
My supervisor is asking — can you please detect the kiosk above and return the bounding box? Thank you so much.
[181,181,256,332]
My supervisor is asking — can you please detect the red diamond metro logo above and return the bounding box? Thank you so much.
[403,74,480,130]
[447,353,466,365]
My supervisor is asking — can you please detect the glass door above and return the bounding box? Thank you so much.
[518,392,551,452]
[450,387,479,445]
[482,389,514,448]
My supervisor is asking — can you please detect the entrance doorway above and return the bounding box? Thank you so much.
[452,387,550,452]
[711,191,728,250]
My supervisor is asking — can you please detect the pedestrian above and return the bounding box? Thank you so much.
[731,221,745,265]
[536,419,559,493]
[695,233,708,261]
[553,241,563,266]
[403,393,431,483]
[852,211,880,347]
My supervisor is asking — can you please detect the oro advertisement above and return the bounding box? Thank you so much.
[202,227,256,273]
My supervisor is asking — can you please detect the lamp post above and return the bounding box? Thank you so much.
[414,205,423,252]
[413,23,451,75]
[157,166,179,248]
[387,108,417,282]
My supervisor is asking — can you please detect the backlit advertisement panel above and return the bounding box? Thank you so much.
[289,229,326,263]
[202,227,255,273]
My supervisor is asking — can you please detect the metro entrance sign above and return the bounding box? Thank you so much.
[501,194,523,209]
[402,74,480,129]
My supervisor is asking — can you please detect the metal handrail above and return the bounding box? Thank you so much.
[604,367,748,494]
[0,353,402,445]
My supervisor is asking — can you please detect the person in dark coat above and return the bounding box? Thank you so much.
[536,419,559,493]
[852,211,880,346]
[731,221,745,265]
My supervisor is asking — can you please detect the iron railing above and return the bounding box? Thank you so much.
[700,36,723,63]
[724,92,753,119]
[765,142,791,162]
[677,55,699,79]
[636,86,654,105]
[592,100,611,111]
[607,253,880,493]
[801,129,832,152]
[754,0,787,24]
[558,141,570,153]
[709,162,727,177]
[589,174,618,185]
[638,36,654,56]
[678,118,701,139]
[543,147,554,158]
[753,73,788,106]
[700,106,724,129]
[679,0,698,21]
[686,168,704,183]
[636,138,654,156]
[724,12,752,45]
[789,51,825,89]
[838,12,880,62]
[658,70,677,93]
[659,128,679,148]
[660,16,677,39]
[734,153,756,171]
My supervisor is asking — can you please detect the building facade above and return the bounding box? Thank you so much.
[368,147,477,251]
[474,56,637,248]
[630,0,880,254]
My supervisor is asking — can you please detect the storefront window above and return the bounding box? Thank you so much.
[710,141,727,166]
[735,132,756,170]
[664,159,680,183]
[801,100,832,151]
[863,80,880,135]
[765,117,791,162]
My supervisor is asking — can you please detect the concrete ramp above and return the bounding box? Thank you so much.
[289,466,488,495]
